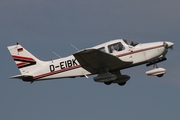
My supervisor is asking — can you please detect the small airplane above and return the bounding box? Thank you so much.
[7,39,174,86]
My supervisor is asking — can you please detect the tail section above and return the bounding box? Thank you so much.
[7,43,47,76]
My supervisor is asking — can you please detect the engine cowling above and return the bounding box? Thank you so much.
[146,68,166,76]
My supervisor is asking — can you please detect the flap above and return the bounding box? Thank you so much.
[73,49,132,73]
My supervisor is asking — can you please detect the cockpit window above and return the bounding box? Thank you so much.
[123,39,139,46]
[108,42,125,53]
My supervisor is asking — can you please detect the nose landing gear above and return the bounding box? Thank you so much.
[146,64,166,77]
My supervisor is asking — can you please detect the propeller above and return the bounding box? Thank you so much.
[163,41,174,50]
[169,45,174,50]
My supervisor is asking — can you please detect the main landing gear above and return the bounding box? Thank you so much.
[104,81,127,86]
[94,71,130,86]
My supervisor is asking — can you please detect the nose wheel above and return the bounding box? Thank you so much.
[157,74,164,77]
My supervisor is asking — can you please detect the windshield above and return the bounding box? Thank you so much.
[123,39,139,47]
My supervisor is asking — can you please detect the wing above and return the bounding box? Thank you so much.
[73,49,132,73]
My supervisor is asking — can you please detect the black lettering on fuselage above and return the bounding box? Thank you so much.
[49,65,55,72]
[49,59,78,72]
[60,59,77,69]
[67,60,72,67]
[72,59,78,66]
[60,61,65,69]
[64,61,67,68]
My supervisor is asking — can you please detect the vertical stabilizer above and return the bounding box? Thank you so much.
[7,44,47,75]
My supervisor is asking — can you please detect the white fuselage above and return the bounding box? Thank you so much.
[33,39,167,80]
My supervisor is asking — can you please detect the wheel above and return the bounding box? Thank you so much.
[118,82,126,86]
[104,81,112,85]
[157,74,164,77]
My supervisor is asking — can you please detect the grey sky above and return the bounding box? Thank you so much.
[1,0,180,120]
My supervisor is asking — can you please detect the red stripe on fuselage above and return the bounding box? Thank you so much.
[33,65,81,79]
[116,45,163,57]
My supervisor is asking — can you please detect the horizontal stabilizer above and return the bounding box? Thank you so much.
[10,75,34,82]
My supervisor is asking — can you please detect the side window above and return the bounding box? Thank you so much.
[99,47,106,52]
[108,42,125,53]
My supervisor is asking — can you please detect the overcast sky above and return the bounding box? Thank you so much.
[1,0,180,120]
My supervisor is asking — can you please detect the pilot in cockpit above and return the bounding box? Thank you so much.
[113,43,123,52]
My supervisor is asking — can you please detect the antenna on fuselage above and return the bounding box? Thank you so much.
[52,51,61,58]
[71,44,79,51]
